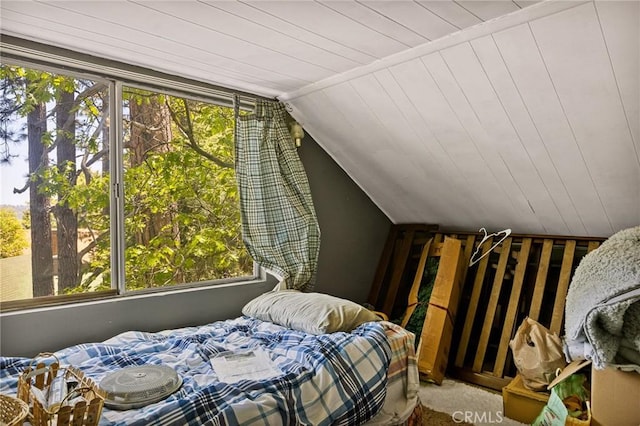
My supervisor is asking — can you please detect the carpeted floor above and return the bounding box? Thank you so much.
[419,378,527,426]
[422,405,473,425]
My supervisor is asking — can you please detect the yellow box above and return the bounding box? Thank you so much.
[502,374,549,424]
[417,305,454,385]
[428,237,465,320]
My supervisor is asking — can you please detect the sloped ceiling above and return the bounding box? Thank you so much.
[1,0,638,237]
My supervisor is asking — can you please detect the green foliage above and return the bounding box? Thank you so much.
[22,210,31,229]
[404,257,440,349]
[2,65,251,296]
[0,208,29,258]
[121,91,250,290]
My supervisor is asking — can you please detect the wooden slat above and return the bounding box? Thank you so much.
[34,362,46,390]
[493,238,532,377]
[429,237,464,316]
[450,234,605,391]
[86,399,103,425]
[472,237,513,372]
[416,229,605,242]
[454,237,493,368]
[401,238,433,328]
[367,225,397,307]
[433,233,444,245]
[550,240,576,333]
[529,239,553,321]
[449,366,512,391]
[459,234,478,287]
[57,406,72,425]
[587,241,600,253]
[381,229,416,316]
[72,400,88,426]
[462,235,477,262]
[429,242,444,257]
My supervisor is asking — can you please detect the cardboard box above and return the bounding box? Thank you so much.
[591,365,640,426]
[412,237,465,385]
[428,237,465,320]
[502,374,550,424]
[417,305,454,385]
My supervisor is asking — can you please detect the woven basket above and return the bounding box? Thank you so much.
[0,393,29,426]
[17,353,105,426]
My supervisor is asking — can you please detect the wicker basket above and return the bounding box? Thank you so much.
[17,353,105,426]
[0,393,29,426]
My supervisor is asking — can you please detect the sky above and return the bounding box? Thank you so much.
[0,138,30,206]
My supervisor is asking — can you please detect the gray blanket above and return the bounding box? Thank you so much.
[564,225,640,371]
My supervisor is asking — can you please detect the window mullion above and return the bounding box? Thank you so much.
[110,80,126,294]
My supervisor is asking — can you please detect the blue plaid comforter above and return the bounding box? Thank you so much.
[0,317,391,425]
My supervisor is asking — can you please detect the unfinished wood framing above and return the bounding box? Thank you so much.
[367,224,439,320]
[444,231,605,391]
[369,226,466,385]
[369,226,605,391]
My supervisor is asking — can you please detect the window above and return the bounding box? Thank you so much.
[121,86,251,291]
[0,60,254,309]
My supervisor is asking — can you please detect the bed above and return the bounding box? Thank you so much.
[0,291,420,425]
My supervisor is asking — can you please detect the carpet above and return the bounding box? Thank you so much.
[422,405,473,426]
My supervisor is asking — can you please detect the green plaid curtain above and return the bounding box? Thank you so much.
[235,100,320,292]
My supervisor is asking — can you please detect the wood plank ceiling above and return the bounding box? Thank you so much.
[1,0,638,238]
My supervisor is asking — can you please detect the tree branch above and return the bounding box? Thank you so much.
[166,99,233,169]
[13,180,30,194]
[77,229,108,260]
[49,82,108,132]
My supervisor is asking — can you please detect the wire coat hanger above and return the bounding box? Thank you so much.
[469,227,512,266]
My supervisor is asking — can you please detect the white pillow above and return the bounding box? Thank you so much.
[242,290,380,335]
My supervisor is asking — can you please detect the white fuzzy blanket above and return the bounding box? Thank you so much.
[564,225,640,371]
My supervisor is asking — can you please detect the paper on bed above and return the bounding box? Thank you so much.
[210,348,282,383]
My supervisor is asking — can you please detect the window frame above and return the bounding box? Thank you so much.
[0,38,263,312]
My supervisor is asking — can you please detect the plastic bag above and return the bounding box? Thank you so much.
[509,317,567,391]
[532,373,591,426]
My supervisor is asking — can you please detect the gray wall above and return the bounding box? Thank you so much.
[0,134,391,357]
[298,135,391,302]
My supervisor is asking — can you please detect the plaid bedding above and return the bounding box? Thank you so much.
[0,317,394,426]
[363,322,420,425]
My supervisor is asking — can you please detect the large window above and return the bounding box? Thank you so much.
[0,61,254,308]
[121,86,251,291]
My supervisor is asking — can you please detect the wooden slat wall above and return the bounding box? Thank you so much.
[550,240,576,334]
[493,237,531,377]
[472,237,512,373]
[367,224,439,319]
[454,237,494,368]
[441,230,605,391]
[368,226,605,391]
[528,239,553,321]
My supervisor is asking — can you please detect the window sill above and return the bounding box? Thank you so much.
[0,272,269,314]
